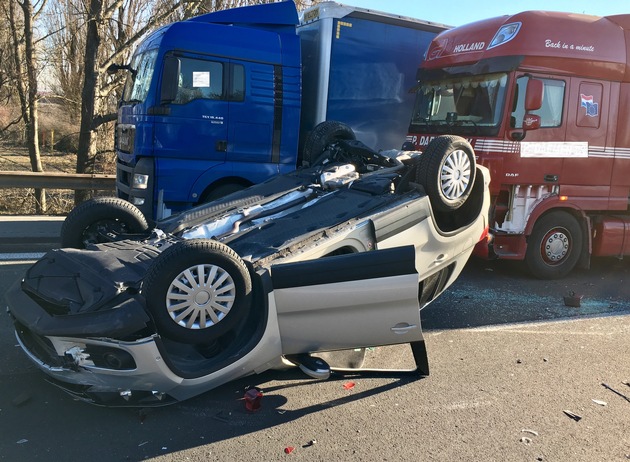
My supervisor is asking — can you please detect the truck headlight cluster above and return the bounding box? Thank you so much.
[132,173,149,189]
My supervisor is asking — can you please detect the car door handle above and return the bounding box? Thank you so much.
[216,140,227,152]
[391,323,418,335]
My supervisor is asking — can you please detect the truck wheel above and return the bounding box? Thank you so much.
[201,183,247,203]
[416,135,476,212]
[60,197,149,249]
[302,121,356,165]
[143,239,252,344]
[526,211,583,279]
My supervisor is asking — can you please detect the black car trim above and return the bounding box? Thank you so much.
[7,279,152,339]
[271,245,417,289]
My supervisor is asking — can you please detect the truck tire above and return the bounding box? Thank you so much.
[201,183,248,203]
[60,197,149,249]
[416,135,476,212]
[143,239,252,344]
[525,211,583,279]
[302,121,356,165]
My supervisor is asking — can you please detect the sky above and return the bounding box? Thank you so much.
[349,0,628,27]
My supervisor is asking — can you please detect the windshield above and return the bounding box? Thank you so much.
[410,73,508,136]
[121,49,158,104]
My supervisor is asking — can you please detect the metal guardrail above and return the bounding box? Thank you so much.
[0,171,116,190]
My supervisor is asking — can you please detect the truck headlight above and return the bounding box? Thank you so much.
[132,173,149,189]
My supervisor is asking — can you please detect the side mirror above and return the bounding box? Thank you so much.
[106,63,135,76]
[523,114,541,131]
[106,64,121,75]
[160,55,180,104]
[525,78,543,111]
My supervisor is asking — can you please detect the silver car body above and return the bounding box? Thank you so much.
[7,148,490,406]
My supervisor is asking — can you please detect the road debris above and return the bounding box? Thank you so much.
[12,393,31,407]
[522,429,539,436]
[284,446,296,454]
[302,439,317,448]
[520,437,532,444]
[602,383,630,404]
[342,382,355,390]
[16,439,28,444]
[213,410,231,423]
[563,291,583,307]
[563,410,582,421]
[244,387,263,412]
[591,399,607,406]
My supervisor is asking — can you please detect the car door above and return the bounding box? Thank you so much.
[270,245,423,355]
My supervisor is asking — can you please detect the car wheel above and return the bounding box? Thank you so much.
[416,135,476,213]
[143,239,252,344]
[302,121,356,165]
[526,211,583,279]
[60,197,149,249]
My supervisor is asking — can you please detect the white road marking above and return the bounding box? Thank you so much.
[0,253,45,262]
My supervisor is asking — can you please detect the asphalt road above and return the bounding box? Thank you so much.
[1,220,630,461]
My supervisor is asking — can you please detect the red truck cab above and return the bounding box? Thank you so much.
[406,11,630,278]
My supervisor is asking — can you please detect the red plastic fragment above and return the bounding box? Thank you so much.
[284,446,296,454]
[243,387,263,412]
[343,381,355,390]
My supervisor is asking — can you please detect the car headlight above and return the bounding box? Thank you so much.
[132,173,149,189]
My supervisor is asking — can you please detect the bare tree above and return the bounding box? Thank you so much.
[3,0,48,213]
[72,0,198,204]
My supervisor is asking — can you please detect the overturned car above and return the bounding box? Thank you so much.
[6,130,490,406]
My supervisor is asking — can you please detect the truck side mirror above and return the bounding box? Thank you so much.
[106,63,121,75]
[160,55,180,104]
[525,78,543,111]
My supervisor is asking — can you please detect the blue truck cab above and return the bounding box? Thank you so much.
[115,1,446,220]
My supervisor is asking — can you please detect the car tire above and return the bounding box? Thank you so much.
[60,197,149,249]
[302,121,356,165]
[416,135,476,213]
[525,211,583,279]
[143,239,253,344]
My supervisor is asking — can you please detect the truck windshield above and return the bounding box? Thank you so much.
[411,73,508,135]
[121,49,158,104]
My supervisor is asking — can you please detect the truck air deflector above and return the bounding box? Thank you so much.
[189,1,299,29]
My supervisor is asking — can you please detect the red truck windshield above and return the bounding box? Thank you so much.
[410,72,508,136]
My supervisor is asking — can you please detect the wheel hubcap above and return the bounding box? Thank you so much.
[541,228,571,265]
[166,264,236,330]
[441,149,472,200]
